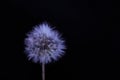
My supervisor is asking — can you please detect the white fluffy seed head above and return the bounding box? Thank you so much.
[24,23,66,64]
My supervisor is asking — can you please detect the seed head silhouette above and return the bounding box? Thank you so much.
[24,22,66,80]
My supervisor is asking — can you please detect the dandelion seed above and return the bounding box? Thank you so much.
[24,22,66,80]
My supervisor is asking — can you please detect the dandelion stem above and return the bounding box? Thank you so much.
[42,63,45,80]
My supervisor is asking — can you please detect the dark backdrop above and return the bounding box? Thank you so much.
[0,0,120,80]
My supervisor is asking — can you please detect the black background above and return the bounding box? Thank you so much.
[0,0,120,80]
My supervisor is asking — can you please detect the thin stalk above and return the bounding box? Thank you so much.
[42,63,45,80]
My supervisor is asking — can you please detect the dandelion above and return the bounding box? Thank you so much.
[24,22,66,80]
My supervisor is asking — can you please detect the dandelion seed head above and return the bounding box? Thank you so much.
[25,23,66,64]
